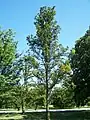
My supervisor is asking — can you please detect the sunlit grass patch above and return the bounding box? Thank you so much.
[0,114,25,120]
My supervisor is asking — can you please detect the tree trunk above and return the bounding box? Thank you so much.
[46,63,50,120]
[21,87,25,114]
[46,90,50,120]
[21,98,25,114]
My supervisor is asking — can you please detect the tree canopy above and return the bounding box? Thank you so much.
[70,27,90,106]
[27,6,69,120]
[0,28,18,90]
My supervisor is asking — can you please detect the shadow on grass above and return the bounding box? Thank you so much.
[22,111,90,120]
[23,112,46,120]
[0,110,90,120]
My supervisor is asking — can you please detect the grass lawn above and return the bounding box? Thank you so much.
[0,110,90,120]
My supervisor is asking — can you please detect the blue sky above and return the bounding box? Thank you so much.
[0,0,90,52]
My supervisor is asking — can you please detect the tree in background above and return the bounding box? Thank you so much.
[51,87,74,109]
[70,27,90,106]
[0,28,20,108]
[25,85,45,110]
[51,60,75,109]
[16,55,39,113]
[27,6,68,120]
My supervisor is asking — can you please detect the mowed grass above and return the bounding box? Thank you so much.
[0,110,90,120]
[0,114,24,119]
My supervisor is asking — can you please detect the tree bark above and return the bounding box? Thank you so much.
[21,86,25,114]
[21,97,25,114]
[46,62,50,120]
[46,89,50,120]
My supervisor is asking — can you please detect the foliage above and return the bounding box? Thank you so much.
[20,55,38,112]
[0,28,20,109]
[26,6,68,119]
[70,28,90,106]
[0,28,17,89]
[25,85,45,109]
[51,86,75,109]
[1,6,90,113]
